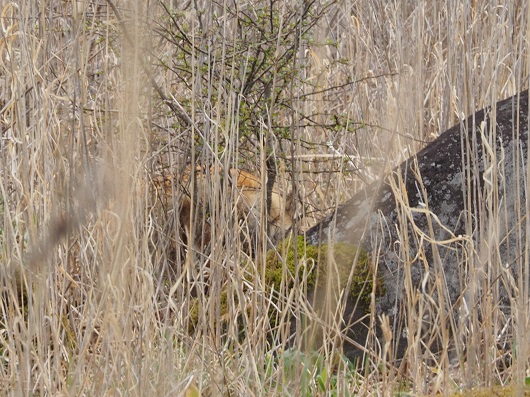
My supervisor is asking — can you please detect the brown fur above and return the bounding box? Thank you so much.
[152,166,294,257]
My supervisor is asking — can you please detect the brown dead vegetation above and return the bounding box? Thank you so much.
[151,166,294,258]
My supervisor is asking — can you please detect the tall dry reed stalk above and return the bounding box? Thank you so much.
[0,0,528,395]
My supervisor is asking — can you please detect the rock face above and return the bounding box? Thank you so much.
[305,91,529,362]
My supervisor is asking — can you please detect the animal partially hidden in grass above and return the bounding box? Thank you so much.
[152,165,294,260]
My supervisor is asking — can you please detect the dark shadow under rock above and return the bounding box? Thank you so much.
[305,90,530,364]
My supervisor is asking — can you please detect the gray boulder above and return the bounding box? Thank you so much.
[305,90,529,363]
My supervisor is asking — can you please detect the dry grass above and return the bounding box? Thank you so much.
[0,0,529,395]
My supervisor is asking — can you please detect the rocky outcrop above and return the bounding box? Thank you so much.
[305,91,529,363]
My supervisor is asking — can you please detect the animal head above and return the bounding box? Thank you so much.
[152,166,295,256]
[228,169,294,242]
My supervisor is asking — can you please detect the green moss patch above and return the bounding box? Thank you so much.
[186,235,382,334]
[264,235,382,308]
